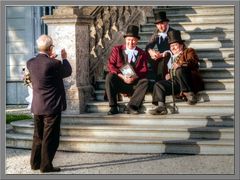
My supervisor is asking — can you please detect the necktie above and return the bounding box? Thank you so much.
[158,32,167,44]
[125,48,138,63]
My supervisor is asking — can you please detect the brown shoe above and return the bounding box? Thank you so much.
[31,166,40,170]
[126,105,139,115]
[184,92,197,105]
[40,167,61,173]
[148,106,167,115]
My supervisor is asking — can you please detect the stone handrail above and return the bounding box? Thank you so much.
[86,6,153,84]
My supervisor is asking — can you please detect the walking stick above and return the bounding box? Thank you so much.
[165,51,176,113]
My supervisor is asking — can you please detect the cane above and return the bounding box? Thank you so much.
[165,50,176,113]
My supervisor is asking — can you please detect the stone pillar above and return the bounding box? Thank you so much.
[43,6,93,114]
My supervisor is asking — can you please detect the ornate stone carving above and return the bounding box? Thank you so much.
[89,6,152,85]
[110,6,118,32]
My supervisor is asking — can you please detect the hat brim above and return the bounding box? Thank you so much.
[123,34,140,40]
[168,40,185,44]
[154,19,169,24]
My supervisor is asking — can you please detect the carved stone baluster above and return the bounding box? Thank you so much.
[110,6,118,32]
[103,6,111,41]
[95,12,104,49]
[117,6,124,30]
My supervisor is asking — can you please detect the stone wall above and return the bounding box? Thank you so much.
[43,6,94,114]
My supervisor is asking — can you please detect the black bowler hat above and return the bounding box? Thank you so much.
[123,25,140,40]
[154,11,169,24]
[168,30,185,44]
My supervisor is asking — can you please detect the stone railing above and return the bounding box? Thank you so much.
[86,6,153,85]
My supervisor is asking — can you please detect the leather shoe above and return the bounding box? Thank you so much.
[148,106,167,115]
[127,105,139,115]
[31,166,40,170]
[107,106,119,115]
[40,167,61,173]
[184,92,197,105]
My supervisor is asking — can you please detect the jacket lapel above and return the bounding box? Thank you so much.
[121,45,128,64]
[133,47,141,66]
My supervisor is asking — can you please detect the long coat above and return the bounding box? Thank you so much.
[27,54,72,115]
[107,45,148,79]
[175,47,205,93]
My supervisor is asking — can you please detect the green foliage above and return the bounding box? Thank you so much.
[6,114,32,124]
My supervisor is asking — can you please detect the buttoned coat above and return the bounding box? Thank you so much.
[107,45,148,79]
[27,54,72,115]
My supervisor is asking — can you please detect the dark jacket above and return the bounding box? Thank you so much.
[145,27,175,53]
[145,27,175,80]
[176,47,205,93]
[27,53,72,115]
[107,45,148,79]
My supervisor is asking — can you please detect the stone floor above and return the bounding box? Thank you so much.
[5,148,235,175]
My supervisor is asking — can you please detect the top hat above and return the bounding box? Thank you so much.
[168,30,185,44]
[154,11,169,24]
[123,25,140,40]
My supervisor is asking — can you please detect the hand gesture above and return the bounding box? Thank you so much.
[61,48,67,59]
[173,62,180,70]
[165,73,171,80]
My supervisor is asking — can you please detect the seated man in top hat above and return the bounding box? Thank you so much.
[145,11,175,83]
[105,25,149,115]
[149,30,204,115]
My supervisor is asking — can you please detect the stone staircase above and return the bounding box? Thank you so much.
[6,5,234,154]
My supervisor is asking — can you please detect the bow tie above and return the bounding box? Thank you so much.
[125,49,138,63]
[158,32,168,44]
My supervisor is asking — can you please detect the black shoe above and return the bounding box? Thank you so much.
[184,92,197,105]
[40,167,61,173]
[127,105,139,115]
[148,106,167,115]
[31,166,40,170]
[107,106,119,115]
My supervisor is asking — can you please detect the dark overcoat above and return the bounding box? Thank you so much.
[27,54,72,115]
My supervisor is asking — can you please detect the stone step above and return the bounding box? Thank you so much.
[203,78,234,90]
[200,67,234,78]
[139,39,234,49]
[94,90,234,102]
[153,6,234,15]
[61,113,234,127]
[6,132,234,154]
[200,58,234,68]
[95,78,234,91]
[141,22,233,32]
[10,120,234,140]
[136,47,234,60]
[146,14,234,24]
[140,30,234,42]
[86,100,234,115]
[196,48,234,59]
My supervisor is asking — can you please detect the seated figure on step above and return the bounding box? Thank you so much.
[105,25,149,115]
[145,11,175,91]
[149,30,204,115]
